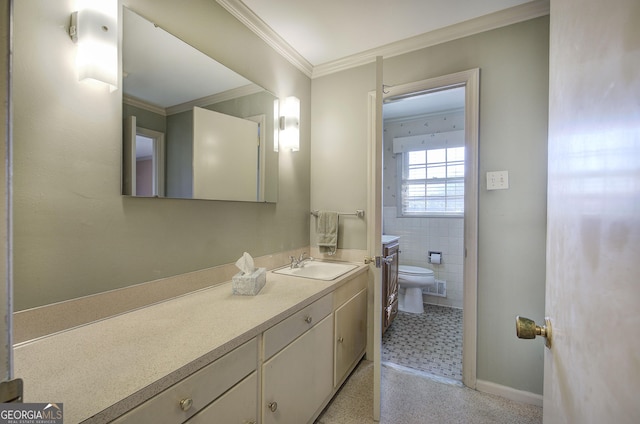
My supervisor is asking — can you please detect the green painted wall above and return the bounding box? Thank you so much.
[12,0,311,310]
[311,17,549,395]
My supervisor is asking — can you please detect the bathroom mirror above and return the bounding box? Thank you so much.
[122,7,278,202]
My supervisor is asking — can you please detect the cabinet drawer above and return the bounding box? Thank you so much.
[185,371,257,424]
[112,338,257,424]
[263,294,332,360]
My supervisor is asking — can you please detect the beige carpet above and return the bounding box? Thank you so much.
[316,361,542,424]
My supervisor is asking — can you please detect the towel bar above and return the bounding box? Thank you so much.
[310,210,365,218]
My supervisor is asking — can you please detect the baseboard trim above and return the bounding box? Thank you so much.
[476,379,543,407]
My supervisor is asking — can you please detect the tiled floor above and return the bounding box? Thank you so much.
[315,361,543,424]
[382,304,463,380]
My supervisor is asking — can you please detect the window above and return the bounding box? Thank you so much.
[400,146,464,216]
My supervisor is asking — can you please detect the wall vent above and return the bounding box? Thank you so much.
[423,279,446,297]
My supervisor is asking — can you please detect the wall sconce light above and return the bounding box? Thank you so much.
[277,96,300,152]
[273,99,280,152]
[69,0,118,90]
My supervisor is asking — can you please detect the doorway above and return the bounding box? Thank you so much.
[369,68,479,395]
[381,86,466,381]
[123,116,166,198]
[134,127,166,198]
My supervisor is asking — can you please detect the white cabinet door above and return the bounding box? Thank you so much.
[334,288,367,386]
[262,315,333,424]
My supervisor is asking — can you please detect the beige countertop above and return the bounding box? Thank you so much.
[13,263,367,424]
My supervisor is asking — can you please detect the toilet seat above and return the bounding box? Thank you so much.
[399,265,434,277]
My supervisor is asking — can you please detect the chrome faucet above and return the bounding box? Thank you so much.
[289,252,313,269]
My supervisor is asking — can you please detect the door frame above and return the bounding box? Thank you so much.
[368,68,480,389]
[1,0,12,383]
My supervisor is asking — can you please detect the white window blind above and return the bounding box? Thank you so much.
[394,131,465,216]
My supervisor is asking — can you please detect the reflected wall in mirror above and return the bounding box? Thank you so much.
[122,7,278,202]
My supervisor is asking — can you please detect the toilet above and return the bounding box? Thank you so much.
[398,265,435,314]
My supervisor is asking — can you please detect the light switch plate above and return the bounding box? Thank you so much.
[487,170,509,190]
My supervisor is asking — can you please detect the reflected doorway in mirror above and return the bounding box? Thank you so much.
[123,116,166,197]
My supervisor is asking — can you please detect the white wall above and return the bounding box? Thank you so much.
[311,17,549,394]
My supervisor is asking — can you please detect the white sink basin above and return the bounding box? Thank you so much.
[272,261,358,281]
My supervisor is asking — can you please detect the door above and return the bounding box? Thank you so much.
[192,107,259,201]
[0,0,11,384]
[369,61,480,416]
[123,115,137,196]
[334,288,368,386]
[367,56,384,421]
[262,315,333,424]
[543,0,640,422]
[371,68,480,393]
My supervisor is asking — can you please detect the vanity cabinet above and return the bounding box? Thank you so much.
[111,338,257,424]
[107,268,367,424]
[382,239,399,334]
[262,314,333,424]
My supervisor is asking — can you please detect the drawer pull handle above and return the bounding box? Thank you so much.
[245,421,256,424]
[337,336,344,343]
[179,398,193,412]
[268,401,278,412]
[304,316,313,324]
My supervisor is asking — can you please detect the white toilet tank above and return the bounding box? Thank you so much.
[398,265,435,287]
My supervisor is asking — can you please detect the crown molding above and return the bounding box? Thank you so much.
[217,0,549,80]
[216,0,314,78]
[166,84,265,115]
[313,0,550,78]
[124,84,265,116]
[123,96,167,116]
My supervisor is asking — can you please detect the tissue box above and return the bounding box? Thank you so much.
[232,267,266,296]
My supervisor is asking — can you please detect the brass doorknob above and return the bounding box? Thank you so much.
[515,316,552,348]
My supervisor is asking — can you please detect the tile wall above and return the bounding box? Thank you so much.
[384,206,464,308]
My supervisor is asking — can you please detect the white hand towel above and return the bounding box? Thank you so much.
[316,211,338,255]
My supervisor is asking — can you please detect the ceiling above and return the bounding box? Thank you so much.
[226,0,542,68]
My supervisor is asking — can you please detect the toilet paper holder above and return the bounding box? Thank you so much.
[428,251,442,264]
